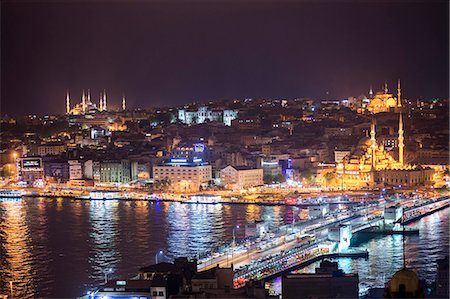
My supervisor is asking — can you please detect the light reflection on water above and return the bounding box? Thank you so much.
[266,207,449,296]
[0,198,447,298]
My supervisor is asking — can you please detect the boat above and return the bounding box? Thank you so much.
[187,194,221,204]
[0,189,23,198]
[77,191,121,200]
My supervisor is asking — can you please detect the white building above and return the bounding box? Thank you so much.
[334,150,351,163]
[153,162,212,192]
[178,106,238,126]
[37,143,66,156]
[220,166,263,190]
[68,160,83,180]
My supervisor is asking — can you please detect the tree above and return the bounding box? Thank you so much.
[264,174,274,184]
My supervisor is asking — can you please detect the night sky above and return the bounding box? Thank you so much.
[1,1,448,116]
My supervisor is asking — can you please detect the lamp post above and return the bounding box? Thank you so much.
[155,250,163,264]
[230,225,239,267]
[104,268,112,284]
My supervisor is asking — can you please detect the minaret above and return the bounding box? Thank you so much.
[397,79,402,107]
[384,81,388,94]
[87,89,91,104]
[66,91,71,114]
[99,92,103,112]
[398,113,405,166]
[369,86,373,98]
[122,94,126,111]
[103,89,107,111]
[370,119,377,169]
[82,89,86,113]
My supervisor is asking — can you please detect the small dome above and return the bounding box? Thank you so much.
[387,268,420,295]
[358,136,372,148]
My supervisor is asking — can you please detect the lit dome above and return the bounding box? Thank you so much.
[386,268,423,298]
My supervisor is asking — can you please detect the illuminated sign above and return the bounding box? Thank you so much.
[22,158,42,168]
[170,158,187,163]
[262,161,278,166]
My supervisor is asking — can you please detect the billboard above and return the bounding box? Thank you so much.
[21,158,42,168]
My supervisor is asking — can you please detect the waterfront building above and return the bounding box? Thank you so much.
[219,165,263,190]
[336,111,434,189]
[43,158,70,183]
[282,260,359,299]
[178,106,238,126]
[153,158,212,192]
[93,160,131,184]
[68,160,83,180]
[367,81,402,114]
[260,157,282,178]
[16,156,44,184]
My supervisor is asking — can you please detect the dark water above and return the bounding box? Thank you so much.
[0,197,448,298]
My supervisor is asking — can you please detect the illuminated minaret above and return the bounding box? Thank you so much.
[103,89,107,111]
[369,86,373,98]
[122,94,126,111]
[87,89,91,104]
[384,81,388,94]
[66,91,71,114]
[99,92,103,112]
[82,89,86,113]
[370,119,377,169]
[397,79,402,107]
[398,112,405,166]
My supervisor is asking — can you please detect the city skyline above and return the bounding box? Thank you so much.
[2,1,449,116]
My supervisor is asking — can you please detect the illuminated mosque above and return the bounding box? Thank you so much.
[336,82,434,189]
[65,90,126,115]
[366,80,402,113]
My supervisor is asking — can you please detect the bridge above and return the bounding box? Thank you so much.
[195,195,449,289]
[401,196,449,224]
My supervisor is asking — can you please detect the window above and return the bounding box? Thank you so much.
[158,291,164,296]
[152,291,158,296]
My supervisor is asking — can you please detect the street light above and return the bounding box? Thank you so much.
[104,268,112,284]
[230,225,240,268]
[155,250,163,264]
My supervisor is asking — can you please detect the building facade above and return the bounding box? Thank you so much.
[220,166,263,190]
[153,163,212,193]
[37,142,66,156]
[178,106,238,126]
[94,160,131,184]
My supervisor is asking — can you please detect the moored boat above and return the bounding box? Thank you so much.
[0,189,23,198]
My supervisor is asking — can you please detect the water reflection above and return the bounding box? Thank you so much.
[267,207,449,296]
[0,199,35,298]
[0,198,447,298]
[88,201,120,282]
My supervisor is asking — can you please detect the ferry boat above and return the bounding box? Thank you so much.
[187,194,221,204]
[77,191,121,200]
[0,189,23,198]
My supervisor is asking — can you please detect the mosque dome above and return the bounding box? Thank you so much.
[386,268,423,298]
[358,136,372,149]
